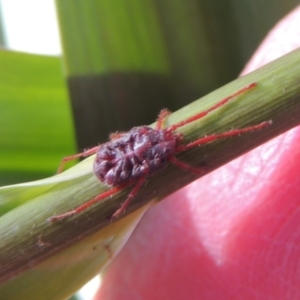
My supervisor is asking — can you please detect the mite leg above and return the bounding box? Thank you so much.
[111,176,146,219]
[169,156,206,175]
[47,183,131,222]
[57,146,100,173]
[176,121,272,153]
[168,83,257,132]
[156,109,172,130]
[109,132,126,140]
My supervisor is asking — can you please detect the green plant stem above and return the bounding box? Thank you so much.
[1,48,300,284]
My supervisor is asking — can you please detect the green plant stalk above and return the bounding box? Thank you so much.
[1,48,300,285]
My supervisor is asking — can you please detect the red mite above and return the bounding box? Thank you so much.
[48,83,271,222]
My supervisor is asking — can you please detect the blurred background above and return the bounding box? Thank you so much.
[0,0,61,55]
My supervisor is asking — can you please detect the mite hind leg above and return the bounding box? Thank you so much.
[176,121,272,153]
[48,182,131,222]
[169,120,271,174]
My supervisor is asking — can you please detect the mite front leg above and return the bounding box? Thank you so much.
[156,109,172,130]
[57,146,100,173]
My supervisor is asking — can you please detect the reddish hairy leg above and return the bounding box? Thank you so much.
[168,121,271,177]
[109,132,126,140]
[176,121,272,153]
[169,121,271,180]
[48,177,146,222]
[166,82,269,174]
[57,146,100,173]
[111,176,147,218]
[167,82,257,132]
[156,109,171,130]
[169,156,206,175]
[47,181,132,222]
[58,132,127,174]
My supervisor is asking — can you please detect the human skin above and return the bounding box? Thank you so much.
[95,6,300,300]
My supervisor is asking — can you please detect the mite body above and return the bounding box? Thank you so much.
[94,126,181,186]
[48,83,271,222]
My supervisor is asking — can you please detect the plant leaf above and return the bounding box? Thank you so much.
[0,50,74,186]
